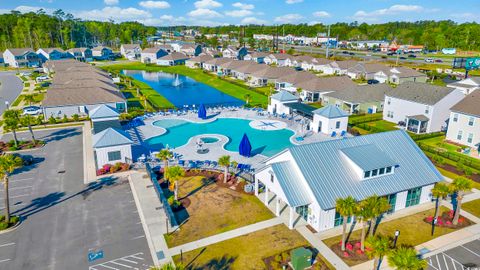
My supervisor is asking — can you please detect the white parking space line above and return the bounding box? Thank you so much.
[0,193,30,199]
[0,243,15,248]
[10,178,33,182]
[89,252,146,270]
[461,245,480,258]
[441,254,449,270]
[118,258,138,264]
[428,258,439,270]
[9,186,33,191]
[130,235,145,240]
[107,260,132,268]
[443,252,467,269]
[435,255,442,270]
[0,259,11,263]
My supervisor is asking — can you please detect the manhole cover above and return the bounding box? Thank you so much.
[58,170,66,173]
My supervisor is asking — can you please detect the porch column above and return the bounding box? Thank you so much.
[289,206,295,229]
[417,120,421,134]
[275,198,281,216]
[264,188,269,206]
[254,178,259,196]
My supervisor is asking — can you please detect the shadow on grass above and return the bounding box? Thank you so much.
[183,248,236,270]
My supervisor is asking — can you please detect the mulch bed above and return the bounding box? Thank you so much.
[330,241,369,262]
[423,210,473,228]
[180,197,191,208]
[263,246,331,270]
[0,140,44,152]
[431,160,480,183]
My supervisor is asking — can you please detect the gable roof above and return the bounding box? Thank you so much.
[158,52,189,61]
[450,91,480,117]
[277,71,318,85]
[271,90,298,102]
[313,105,348,118]
[6,48,34,56]
[39,48,65,54]
[280,130,442,209]
[386,82,454,105]
[92,128,133,148]
[142,47,167,54]
[188,54,213,63]
[89,104,120,119]
[271,162,312,207]
[294,76,355,93]
[68,47,90,53]
[324,84,391,103]
[121,44,141,50]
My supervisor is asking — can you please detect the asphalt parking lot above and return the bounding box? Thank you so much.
[0,128,152,270]
[427,238,480,270]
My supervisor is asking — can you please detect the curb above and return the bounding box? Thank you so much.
[3,144,45,154]
[0,218,22,235]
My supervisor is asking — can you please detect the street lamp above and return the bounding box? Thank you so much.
[5,101,9,110]
[393,230,400,248]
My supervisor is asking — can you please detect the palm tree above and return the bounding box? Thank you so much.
[20,114,37,144]
[156,149,173,174]
[231,160,238,176]
[388,246,426,270]
[335,196,357,251]
[218,155,231,184]
[3,110,21,148]
[450,177,473,225]
[357,201,375,252]
[23,94,35,106]
[0,154,23,223]
[244,94,251,105]
[165,166,185,201]
[364,195,390,237]
[365,235,391,270]
[431,182,450,223]
[139,93,149,111]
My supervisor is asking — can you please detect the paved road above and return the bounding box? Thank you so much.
[0,71,23,114]
[0,128,153,270]
[426,238,480,270]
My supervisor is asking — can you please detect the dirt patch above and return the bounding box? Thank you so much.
[431,160,480,183]
[329,241,369,263]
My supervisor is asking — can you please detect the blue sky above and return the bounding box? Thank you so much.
[1,0,478,26]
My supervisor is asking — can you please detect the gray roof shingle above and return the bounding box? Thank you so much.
[386,82,454,105]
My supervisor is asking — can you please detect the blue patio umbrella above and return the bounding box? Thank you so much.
[197,103,207,119]
[239,133,252,157]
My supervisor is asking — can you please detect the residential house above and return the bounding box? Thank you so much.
[67,48,93,62]
[347,63,389,80]
[255,130,442,231]
[202,57,233,73]
[157,44,174,53]
[92,46,113,60]
[156,52,189,66]
[175,44,202,57]
[222,46,248,60]
[301,58,330,72]
[217,60,248,76]
[323,84,392,114]
[92,128,133,170]
[230,62,269,81]
[120,44,142,60]
[294,76,355,102]
[322,60,357,75]
[447,77,480,95]
[140,47,168,64]
[3,48,41,68]
[446,92,480,147]
[383,83,464,133]
[311,105,349,135]
[249,66,295,87]
[387,66,427,85]
[267,90,299,115]
[291,55,315,68]
[264,53,293,66]
[89,104,122,134]
[244,52,269,64]
[275,71,318,92]
[185,54,213,69]
[36,48,69,62]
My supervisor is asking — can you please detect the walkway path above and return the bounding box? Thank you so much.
[168,217,283,256]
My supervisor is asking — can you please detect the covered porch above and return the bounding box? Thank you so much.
[406,114,429,134]
[283,102,316,120]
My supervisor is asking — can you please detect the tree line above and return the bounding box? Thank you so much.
[0,10,157,51]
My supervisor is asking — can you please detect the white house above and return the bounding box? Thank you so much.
[120,44,142,60]
[311,105,349,135]
[322,60,357,75]
[222,46,248,60]
[93,128,133,169]
[36,48,69,62]
[446,92,480,147]
[171,43,202,57]
[140,47,168,64]
[67,48,93,62]
[264,53,293,67]
[3,48,41,68]
[383,83,465,133]
[255,130,442,231]
[185,54,213,69]
[89,104,122,134]
[244,52,269,64]
[92,46,113,60]
[267,90,298,115]
[447,77,480,95]
[156,52,189,66]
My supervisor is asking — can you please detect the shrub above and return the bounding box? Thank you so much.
[120,163,130,171]
[0,222,8,230]
[62,114,68,123]
[274,254,282,263]
[8,146,19,151]
[464,167,473,176]
[102,164,112,172]
[97,168,106,175]
[167,195,175,205]
[48,116,57,124]
[72,114,80,121]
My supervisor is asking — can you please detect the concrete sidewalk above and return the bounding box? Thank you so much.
[168,217,283,256]
[82,121,97,184]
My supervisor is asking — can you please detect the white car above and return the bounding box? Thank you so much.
[425,58,434,63]
[23,106,42,115]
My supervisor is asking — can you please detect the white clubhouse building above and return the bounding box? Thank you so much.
[255,130,443,231]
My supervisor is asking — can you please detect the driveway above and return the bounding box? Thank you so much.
[0,71,23,114]
[426,238,480,270]
[0,128,153,270]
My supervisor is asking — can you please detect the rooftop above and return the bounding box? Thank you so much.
[324,83,392,103]
[451,91,480,117]
[92,128,133,148]
[89,104,120,119]
[340,144,397,171]
[271,90,298,102]
[386,82,455,105]
[313,105,348,118]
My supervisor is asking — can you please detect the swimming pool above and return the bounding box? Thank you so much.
[145,118,294,156]
[122,70,244,107]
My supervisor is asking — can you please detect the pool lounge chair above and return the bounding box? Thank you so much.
[331,131,337,137]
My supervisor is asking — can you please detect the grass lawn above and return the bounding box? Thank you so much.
[323,206,471,266]
[172,224,332,270]
[129,78,175,109]
[164,176,274,248]
[463,199,480,218]
[364,120,398,132]
[103,62,268,107]
[419,136,462,153]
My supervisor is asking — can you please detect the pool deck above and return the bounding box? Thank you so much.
[124,108,342,167]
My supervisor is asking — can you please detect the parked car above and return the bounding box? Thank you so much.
[349,52,355,55]
[367,79,380,84]
[408,54,416,58]
[425,58,434,63]
[435,59,443,63]
[386,52,395,56]
[12,153,35,166]
[399,56,407,60]
[23,106,42,115]
[381,55,387,59]
[342,51,349,54]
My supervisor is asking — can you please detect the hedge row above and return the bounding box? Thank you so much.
[418,142,480,171]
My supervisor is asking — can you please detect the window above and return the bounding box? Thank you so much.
[379,168,385,175]
[468,133,474,144]
[387,111,394,118]
[386,166,392,173]
[386,194,396,214]
[270,174,274,183]
[364,171,371,178]
[406,187,422,207]
[387,98,391,105]
[457,130,463,141]
[334,211,352,227]
[453,113,458,122]
[469,117,475,126]
[336,121,341,129]
[425,106,429,114]
[107,151,122,161]
[371,169,378,177]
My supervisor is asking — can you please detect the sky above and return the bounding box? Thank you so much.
[1,0,478,26]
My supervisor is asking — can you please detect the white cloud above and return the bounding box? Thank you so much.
[224,9,253,17]
[308,21,322,25]
[241,17,267,25]
[285,0,303,4]
[313,11,330,18]
[12,5,52,13]
[140,15,187,26]
[232,2,254,10]
[76,6,151,22]
[353,5,423,19]
[194,0,222,9]
[188,8,223,18]
[104,0,119,6]
[139,1,170,9]
[274,13,304,23]
[450,12,477,22]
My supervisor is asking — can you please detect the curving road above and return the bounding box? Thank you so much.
[0,71,23,115]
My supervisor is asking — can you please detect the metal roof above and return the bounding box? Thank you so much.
[313,105,348,119]
[271,162,312,207]
[284,102,317,117]
[271,90,298,102]
[92,128,133,148]
[89,104,119,119]
[340,144,398,171]
[281,130,442,210]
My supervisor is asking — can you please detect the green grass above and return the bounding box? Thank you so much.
[323,206,471,266]
[463,199,480,218]
[364,120,398,132]
[11,95,24,107]
[172,224,329,270]
[419,136,461,153]
[103,63,268,107]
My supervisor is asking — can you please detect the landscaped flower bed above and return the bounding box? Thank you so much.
[96,162,131,176]
[0,140,45,152]
[423,210,473,228]
[330,241,368,263]
[0,215,20,231]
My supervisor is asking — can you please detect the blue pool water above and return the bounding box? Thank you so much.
[123,70,244,107]
[145,118,294,157]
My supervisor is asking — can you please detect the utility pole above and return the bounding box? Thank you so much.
[325,25,331,59]
[282,25,285,51]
